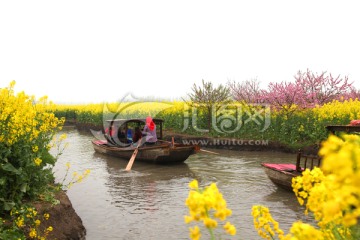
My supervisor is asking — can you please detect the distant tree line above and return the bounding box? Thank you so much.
[186,69,360,122]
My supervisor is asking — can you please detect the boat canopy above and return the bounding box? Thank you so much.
[106,118,164,140]
[106,118,164,125]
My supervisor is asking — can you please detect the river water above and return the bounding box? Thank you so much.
[52,127,312,240]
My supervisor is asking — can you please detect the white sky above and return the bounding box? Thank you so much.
[1,1,359,104]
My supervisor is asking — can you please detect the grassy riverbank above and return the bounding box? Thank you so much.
[54,99,360,153]
[0,82,86,239]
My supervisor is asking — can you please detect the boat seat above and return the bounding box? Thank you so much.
[262,163,297,172]
[296,150,321,172]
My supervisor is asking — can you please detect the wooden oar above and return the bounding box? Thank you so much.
[199,149,219,155]
[125,138,144,171]
[160,138,219,155]
[171,137,175,147]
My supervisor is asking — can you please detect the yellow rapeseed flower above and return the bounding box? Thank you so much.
[34,157,42,166]
[289,222,324,240]
[15,216,24,228]
[252,205,285,239]
[35,219,41,226]
[32,145,39,152]
[185,179,235,238]
[203,217,217,229]
[189,226,201,240]
[44,213,50,220]
[189,179,198,190]
[223,221,236,235]
[29,228,37,238]
[287,133,360,239]
[59,133,67,140]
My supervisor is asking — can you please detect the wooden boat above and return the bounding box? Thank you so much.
[261,151,321,191]
[91,118,199,164]
[326,125,360,134]
[262,125,358,190]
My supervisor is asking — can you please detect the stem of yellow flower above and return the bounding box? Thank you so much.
[208,228,215,240]
[267,230,275,240]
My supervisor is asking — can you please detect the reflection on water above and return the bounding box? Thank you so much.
[53,128,312,240]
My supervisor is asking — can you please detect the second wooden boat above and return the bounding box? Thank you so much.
[261,151,321,191]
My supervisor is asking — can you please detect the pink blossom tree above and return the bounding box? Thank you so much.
[259,81,303,116]
[294,69,352,107]
[339,86,360,101]
[260,69,353,112]
[229,69,355,116]
[227,78,264,103]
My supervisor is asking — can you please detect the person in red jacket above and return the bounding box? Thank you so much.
[142,116,157,145]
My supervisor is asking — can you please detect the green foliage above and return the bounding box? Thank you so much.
[185,79,231,106]
[0,82,64,212]
[0,205,53,240]
[184,79,231,131]
[53,108,77,121]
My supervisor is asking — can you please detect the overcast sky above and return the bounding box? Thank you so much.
[1,1,359,103]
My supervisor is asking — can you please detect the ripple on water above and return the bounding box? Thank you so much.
[53,129,312,240]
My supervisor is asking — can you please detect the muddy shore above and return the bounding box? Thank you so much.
[31,190,86,240]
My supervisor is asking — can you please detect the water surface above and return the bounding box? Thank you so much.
[53,128,312,240]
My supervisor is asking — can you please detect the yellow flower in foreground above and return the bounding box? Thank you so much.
[59,133,67,140]
[288,222,324,240]
[292,167,324,210]
[34,157,42,166]
[189,179,198,189]
[189,226,201,240]
[283,134,360,239]
[185,179,235,238]
[184,215,193,224]
[9,79,16,88]
[252,205,284,239]
[203,217,218,229]
[297,134,360,228]
[224,221,236,235]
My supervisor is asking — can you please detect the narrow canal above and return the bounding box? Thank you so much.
[53,127,312,240]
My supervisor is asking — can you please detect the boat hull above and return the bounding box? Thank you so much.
[92,140,196,164]
[261,163,301,191]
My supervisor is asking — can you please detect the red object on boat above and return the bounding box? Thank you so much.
[261,163,297,171]
[146,116,155,131]
[349,120,360,126]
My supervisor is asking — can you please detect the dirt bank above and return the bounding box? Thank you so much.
[32,190,86,240]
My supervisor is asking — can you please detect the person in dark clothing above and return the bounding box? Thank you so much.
[132,126,142,143]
